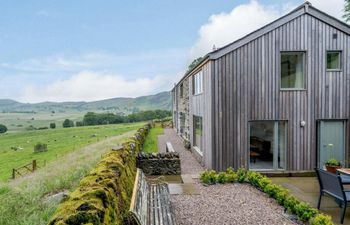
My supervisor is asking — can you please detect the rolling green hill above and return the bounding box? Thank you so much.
[0,91,171,114]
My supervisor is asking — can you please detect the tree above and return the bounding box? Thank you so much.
[76,121,84,127]
[50,123,56,129]
[0,124,7,133]
[187,57,203,72]
[344,0,350,22]
[63,119,74,128]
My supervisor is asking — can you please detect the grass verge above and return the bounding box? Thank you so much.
[143,125,164,153]
[0,123,143,181]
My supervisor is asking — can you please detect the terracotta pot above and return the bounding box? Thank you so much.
[325,165,342,174]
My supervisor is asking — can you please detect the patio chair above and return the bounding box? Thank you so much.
[315,168,350,224]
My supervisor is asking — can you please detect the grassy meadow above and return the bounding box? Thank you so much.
[143,125,164,153]
[0,112,84,133]
[0,122,144,181]
[0,122,144,225]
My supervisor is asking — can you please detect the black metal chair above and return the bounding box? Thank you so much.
[315,168,350,224]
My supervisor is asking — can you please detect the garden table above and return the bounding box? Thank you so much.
[337,169,350,185]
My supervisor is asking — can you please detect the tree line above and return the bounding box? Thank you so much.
[60,109,172,128]
[81,110,171,126]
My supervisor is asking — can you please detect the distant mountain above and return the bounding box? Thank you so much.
[0,92,172,114]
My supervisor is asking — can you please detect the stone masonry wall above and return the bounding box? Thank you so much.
[136,152,181,175]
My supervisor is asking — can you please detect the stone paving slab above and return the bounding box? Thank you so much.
[157,128,204,175]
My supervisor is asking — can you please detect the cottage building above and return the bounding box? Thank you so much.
[172,2,350,173]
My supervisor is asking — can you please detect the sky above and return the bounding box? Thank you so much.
[0,0,346,103]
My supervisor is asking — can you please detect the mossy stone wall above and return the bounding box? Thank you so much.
[48,124,151,225]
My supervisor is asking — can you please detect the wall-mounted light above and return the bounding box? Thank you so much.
[300,121,306,127]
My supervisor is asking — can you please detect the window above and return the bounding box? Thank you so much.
[179,84,183,98]
[327,51,341,70]
[179,113,185,134]
[193,71,203,95]
[193,115,203,153]
[281,52,305,89]
[249,121,287,170]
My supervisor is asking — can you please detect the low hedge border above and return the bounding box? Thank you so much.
[48,123,152,225]
[200,168,334,225]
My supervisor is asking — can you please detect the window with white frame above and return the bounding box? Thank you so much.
[193,71,203,95]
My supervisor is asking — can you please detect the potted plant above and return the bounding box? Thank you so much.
[325,158,342,173]
[324,143,342,173]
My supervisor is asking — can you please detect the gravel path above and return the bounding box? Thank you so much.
[157,128,204,175]
[171,180,298,225]
[158,128,294,225]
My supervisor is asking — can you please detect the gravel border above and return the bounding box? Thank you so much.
[171,180,299,225]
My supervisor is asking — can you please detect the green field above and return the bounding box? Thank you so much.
[0,112,84,133]
[143,125,164,153]
[0,122,143,225]
[0,122,144,181]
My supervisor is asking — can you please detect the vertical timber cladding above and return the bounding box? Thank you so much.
[212,14,350,171]
[189,62,213,168]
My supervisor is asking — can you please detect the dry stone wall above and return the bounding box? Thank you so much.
[48,124,151,225]
[136,152,181,175]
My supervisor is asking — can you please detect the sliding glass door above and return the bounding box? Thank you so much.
[249,121,287,170]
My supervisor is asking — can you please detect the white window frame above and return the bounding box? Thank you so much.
[193,70,203,95]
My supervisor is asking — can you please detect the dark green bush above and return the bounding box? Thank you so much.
[50,123,56,129]
[309,213,334,225]
[0,124,7,134]
[33,143,48,153]
[237,168,247,183]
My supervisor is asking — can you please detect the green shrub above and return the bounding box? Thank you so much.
[33,142,48,153]
[284,195,300,214]
[50,123,56,129]
[200,170,217,184]
[247,171,264,187]
[294,202,317,222]
[257,177,271,190]
[216,172,227,184]
[275,188,289,205]
[263,183,283,198]
[225,167,237,183]
[237,168,247,183]
[309,213,334,225]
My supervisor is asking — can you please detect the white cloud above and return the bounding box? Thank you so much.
[308,0,344,20]
[190,0,346,59]
[190,0,287,58]
[19,71,181,103]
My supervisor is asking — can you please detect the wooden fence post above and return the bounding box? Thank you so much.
[32,160,37,171]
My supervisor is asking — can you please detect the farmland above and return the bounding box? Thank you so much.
[0,122,144,225]
[0,122,144,181]
[0,112,83,133]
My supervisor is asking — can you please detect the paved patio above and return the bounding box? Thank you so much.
[272,177,350,225]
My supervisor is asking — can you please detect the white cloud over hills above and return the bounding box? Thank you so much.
[9,0,347,103]
[20,71,181,103]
